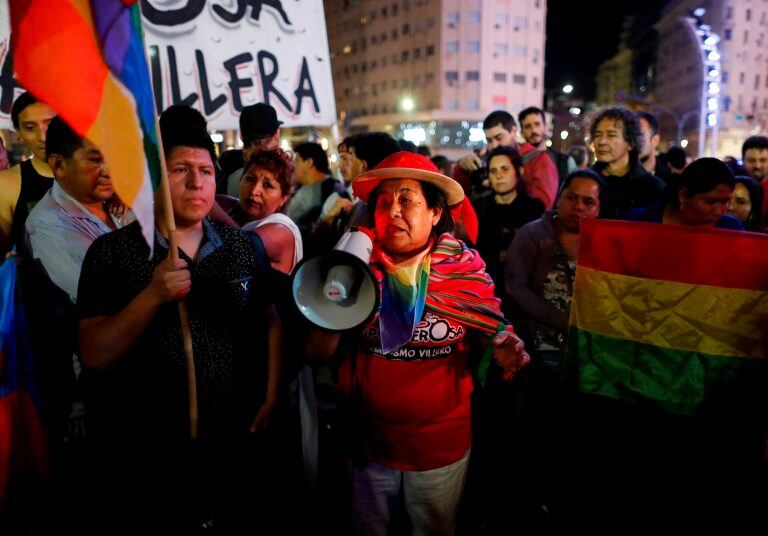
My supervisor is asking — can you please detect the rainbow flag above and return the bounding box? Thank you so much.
[9,0,161,247]
[375,248,431,354]
[565,219,768,415]
[0,258,48,509]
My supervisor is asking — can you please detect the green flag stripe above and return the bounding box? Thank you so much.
[564,327,767,416]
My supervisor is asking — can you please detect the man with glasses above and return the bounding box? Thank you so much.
[225,102,283,196]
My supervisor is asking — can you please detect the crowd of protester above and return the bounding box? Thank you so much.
[3,93,768,534]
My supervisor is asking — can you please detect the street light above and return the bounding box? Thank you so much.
[683,12,722,156]
[401,96,415,112]
[562,84,574,94]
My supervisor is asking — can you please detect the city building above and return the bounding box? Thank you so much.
[590,1,768,157]
[595,47,633,106]
[595,16,659,108]
[654,0,765,156]
[325,0,546,156]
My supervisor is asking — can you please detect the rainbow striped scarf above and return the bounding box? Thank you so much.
[371,234,504,353]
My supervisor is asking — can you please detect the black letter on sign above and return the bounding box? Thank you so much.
[167,46,199,107]
[223,52,254,113]
[149,45,163,113]
[212,0,292,26]
[257,51,292,113]
[195,50,226,115]
[294,57,320,115]
[140,0,205,26]
[0,46,21,116]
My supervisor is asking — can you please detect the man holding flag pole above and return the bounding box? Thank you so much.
[9,0,284,530]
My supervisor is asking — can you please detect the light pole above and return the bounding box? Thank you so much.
[682,9,722,157]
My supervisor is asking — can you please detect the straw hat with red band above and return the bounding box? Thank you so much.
[351,151,465,206]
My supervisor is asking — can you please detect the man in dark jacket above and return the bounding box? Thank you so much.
[589,107,665,219]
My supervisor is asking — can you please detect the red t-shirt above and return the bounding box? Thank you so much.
[337,311,473,471]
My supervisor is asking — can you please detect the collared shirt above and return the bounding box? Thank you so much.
[25,182,132,303]
[286,180,325,223]
[78,219,275,440]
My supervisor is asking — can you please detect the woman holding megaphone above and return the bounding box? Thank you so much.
[303,152,529,536]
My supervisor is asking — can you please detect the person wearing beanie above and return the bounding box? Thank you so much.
[76,105,283,532]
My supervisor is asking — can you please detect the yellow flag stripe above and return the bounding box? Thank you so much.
[570,266,768,358]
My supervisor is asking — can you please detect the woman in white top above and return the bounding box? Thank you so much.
[218,148,303,273]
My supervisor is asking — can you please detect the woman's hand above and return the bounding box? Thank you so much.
[249,401,275,433]
[492,330,530,381]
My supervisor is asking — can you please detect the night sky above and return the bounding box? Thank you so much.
[544,0,668,100]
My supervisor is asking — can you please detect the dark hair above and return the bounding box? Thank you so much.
[45,116,84,160]
[741,135,768,158]
[348,132,401,169]
[242,148,295,196]
[430,155,452,175]
[568,145,590,167]
[159,105,216,163]
[635,110,660,137]
[416,145,432,158]
[518,106,546,126]
[486,145,528,197]
[483,110,516,132]
[723,155,749,177]
[367,180,455,236]
[11,91,38,130]
[338,134,358,154]
[559,168,607,207]
[590,107,644,166]
[733,175,764,231]
[398,139,418,153]
[293,142,330,174]
[664,157,734,208]
[665,146,687,169]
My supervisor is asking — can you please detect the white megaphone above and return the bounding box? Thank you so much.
[291,227,380,331]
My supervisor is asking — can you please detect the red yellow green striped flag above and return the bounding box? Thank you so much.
[565,219,768,415]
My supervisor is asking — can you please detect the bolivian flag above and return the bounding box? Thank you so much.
[9,0,161,248]
[565,219,768,416]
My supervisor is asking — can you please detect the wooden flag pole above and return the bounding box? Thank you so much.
[153,117,199,440]
[137,1,198,440]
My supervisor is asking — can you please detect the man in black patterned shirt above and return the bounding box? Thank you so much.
[77,106,283,532]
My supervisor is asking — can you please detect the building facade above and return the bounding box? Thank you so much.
[325,0,546,155]
[595,47,633,106]
[654,0,768,156]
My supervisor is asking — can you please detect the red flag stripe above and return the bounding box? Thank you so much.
[10,0,108,135]
[578,218,768,291]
